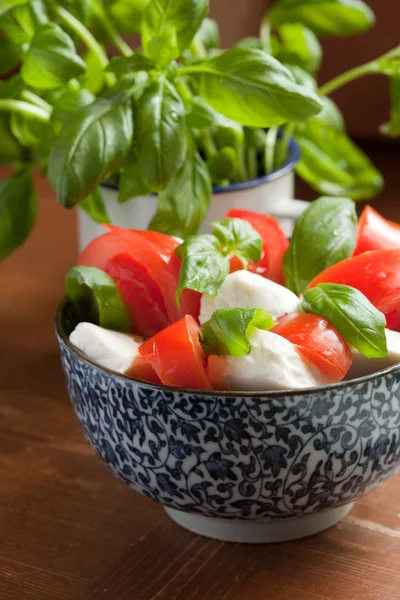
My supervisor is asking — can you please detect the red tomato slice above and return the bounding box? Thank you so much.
[354,206,400,255]
[125,356,161,385]
[139,315,212,390]
[308,249,400,317]
[225,209,289,284]
[272,313,353,382]
[103,226,201,321]
[78,232,180,336]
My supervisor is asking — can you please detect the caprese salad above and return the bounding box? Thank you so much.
[66,198,400,392]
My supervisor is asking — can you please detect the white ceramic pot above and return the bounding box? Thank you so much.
[77,139,308,251]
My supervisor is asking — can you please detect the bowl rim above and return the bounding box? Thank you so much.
[56,297,400,398]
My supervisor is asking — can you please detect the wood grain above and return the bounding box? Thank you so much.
[1,144,400,600]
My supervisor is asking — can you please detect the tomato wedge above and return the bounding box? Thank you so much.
[308,249,400,317]
[77,232,181,336]
[104,226,200,321]
[272,313,352,382]
[225,209,289,284]
[125,356,161,385]
[354,206,400,255]
[139,315,212,390]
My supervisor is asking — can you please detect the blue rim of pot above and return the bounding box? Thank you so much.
[57,296,400,399]
[101,138,300,195]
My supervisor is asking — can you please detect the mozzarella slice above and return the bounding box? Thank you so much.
[207,329,329,392]
[69,322,144,374]
[346,329,400,380]
[199,270,299,324]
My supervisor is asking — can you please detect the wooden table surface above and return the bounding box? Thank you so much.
[1,143,400,600]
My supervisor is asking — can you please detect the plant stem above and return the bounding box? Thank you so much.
[319,44,400,96]
[275,123,295,169]
[0,100,51,122]
[189,36,207,59]
[236,140,248,181]
[101,21,133,57]
[260,19,271,53]
[56,6,109,68]
[264,127,278,174]
[247,147,258,180]
[21,91,52,113]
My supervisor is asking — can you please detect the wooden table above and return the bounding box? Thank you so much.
[1,144,400,600]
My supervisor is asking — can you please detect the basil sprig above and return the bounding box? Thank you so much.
[283,196,357,295]
[201,308,275,356]
[66,266,130,332]
[302,283,387,358]
[176,218,262,302]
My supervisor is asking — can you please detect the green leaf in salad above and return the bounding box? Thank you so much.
[212,218,262,266]
[283,196,357,295]
[302,283,387,358]
[48,90,133,208]
[294,119,383,200]
[274,23,322,74]
[142,0,208,64]
[176,218,263,301]
[0,168,37,261]
[268,0,375,37]
[201,308,275,357]
[21,23,86,90]
[119,147,151,203]
[149,150,211,238]
[380,78,400,138]
[135,77,186,192]
[106,53,155,76]
[66,266,131,332]
[176,234,228,303]
[196,47,323,128]
[79,188,110,225]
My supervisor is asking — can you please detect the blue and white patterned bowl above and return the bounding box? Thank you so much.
[56,299,400,543]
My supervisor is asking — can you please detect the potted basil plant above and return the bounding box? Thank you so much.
[0,0,397,259]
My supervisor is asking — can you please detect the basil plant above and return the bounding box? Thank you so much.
[0,0,396,261]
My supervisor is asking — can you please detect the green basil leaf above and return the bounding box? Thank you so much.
[66,266,131,332]
[283,63,317,89]
[10,111,49,147]
[57,0,92,26]
[207,147,236,184]
[0,0,47,44]
[135,77,186,192]
[0,0,29,18]
[107,0,150,34]
[375,57,400,79]
[195,17,219,50]
[21,23,86,90]
[302,283,387,358]
[201,307,275,356]
[176,234,228,301]
[0,169,37,261]
[313,96,344,130]
[48,92,133,208]
[197,48,323,127]
[50,87,95,130]
[119,147,150,202]
[142,0,208,61]
[0,114,24,163]
[212,218,262,266]
[79,188,110,225]
[79,49,105,95]
[283,196,357,294]
[0,36,21,75]
[106,53,155,76]
[186,97,243,137]
[235,37,262,50]
[380,79,400,138]
[268,0,375,37]
[274,23,322,73]
[295,119,383,200]
[149,151,211,237]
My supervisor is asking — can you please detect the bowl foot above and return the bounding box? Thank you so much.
[165,503,354,544]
